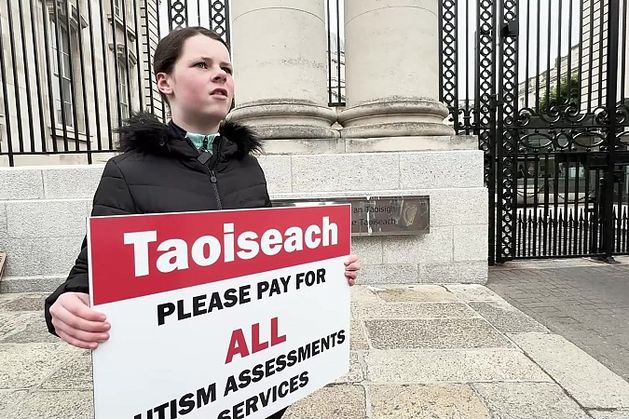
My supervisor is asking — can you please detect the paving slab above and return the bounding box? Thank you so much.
[366,349,551,383]
[489,263,629,383]
[0,312,33,340]
[4,390,93,419]
[335,352,365,384]
[472,382,590,419]
[0,343,79,389]
[470,301,549,333]
[369,384,491,419]
[444,284,505,303]
[588,409,629,419]
[0,390,28,414]
[350,285,384,306]
[354,302,478,320]
[283,384,366,419]
[375,285,458,303]
[365,318,512,349]
[0,293,47,311]
[510,332,629,409]
[1,312,57,344]
[41,350,92,390]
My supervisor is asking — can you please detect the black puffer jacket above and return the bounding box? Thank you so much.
[44,113,271,334]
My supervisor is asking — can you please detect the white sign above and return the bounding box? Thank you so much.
[88,205,352,419]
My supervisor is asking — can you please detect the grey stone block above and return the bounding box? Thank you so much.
[257,155,292,194]
[5,390,93,419]
[0,168,43,200]
[284,384,366,419]
[0,343,80,388]
[365,318,512,350]
[0,276,65,293]
[0,203,6,238]
[470,301,550,333]
[262,137,345,154]
[291,153,400,192]
[472,382,590,419]
[359,264,418,284]
[42,350,92,390]
[345,135,478,153]
[370,384,491,419]
[454,224,488,262]
[444,284,505,303]
[354,302,478,320]
[399,150,484,189]
[510,332,629,409]
[351,236,383,264]
[382,227,453,264]
[42,166,103,199]
[420,261,488,284]
[0,236,83,277]
[429,188,488,227]
[366,349,551,383]
[375,285,458,303]
[6,200,87,238]
[350,321,370,351]
[589,409,629,419]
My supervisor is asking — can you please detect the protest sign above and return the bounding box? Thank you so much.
[89,204,351,419]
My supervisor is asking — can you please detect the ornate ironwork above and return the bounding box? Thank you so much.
[477,0,497,263]
[440,0,629,262]
[439,0,457,127]
[209,0,230,46]
[168,0,188,30]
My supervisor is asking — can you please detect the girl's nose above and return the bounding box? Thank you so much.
[212,68,228,82]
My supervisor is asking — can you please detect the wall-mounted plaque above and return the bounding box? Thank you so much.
[272,196,430,237]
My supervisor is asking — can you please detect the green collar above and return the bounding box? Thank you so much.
[185,132,219,153]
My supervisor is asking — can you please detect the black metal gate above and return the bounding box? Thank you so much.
[440,0,629,264]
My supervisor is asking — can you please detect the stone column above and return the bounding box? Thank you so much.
[339,0,453,138]
[228,1,337,141]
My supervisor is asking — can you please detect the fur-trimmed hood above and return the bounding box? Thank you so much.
[116,112,262,159]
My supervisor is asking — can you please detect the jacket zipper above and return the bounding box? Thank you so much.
[207,135,223,210]
[209,168,223,210]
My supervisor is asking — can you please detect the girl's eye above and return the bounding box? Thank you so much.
[194,62,208,69]
[222,67,233,75]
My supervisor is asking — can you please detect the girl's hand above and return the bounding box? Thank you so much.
[49,292,110,349]
[344,255,361,286]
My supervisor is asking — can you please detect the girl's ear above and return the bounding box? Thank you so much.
[156,72,173,96]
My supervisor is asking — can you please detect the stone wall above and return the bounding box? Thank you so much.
[0,150,487,293]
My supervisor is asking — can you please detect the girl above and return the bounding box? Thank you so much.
[44,27,360,419]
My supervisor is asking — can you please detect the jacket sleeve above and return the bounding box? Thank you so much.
[44,159,137,335]
[258,159,272,208]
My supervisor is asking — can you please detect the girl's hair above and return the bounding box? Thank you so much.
[153,27,229,102]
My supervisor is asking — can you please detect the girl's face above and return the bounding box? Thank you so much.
[157,34,234,127]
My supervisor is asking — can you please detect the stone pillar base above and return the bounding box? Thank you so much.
[228,101,338,140]
[338,98,454,138]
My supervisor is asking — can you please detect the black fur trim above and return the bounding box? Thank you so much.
[116,112,262,157]
[219,119,262,158]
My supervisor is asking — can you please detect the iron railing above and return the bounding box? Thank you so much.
[326,0,345,107]
[440,0,629,262]
[0,0,230,166]
[0,0,346,166]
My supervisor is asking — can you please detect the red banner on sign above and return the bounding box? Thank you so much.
[89,205,351,305]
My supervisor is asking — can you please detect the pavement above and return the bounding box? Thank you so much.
[488,256,629,384]
[1,282,629,418]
